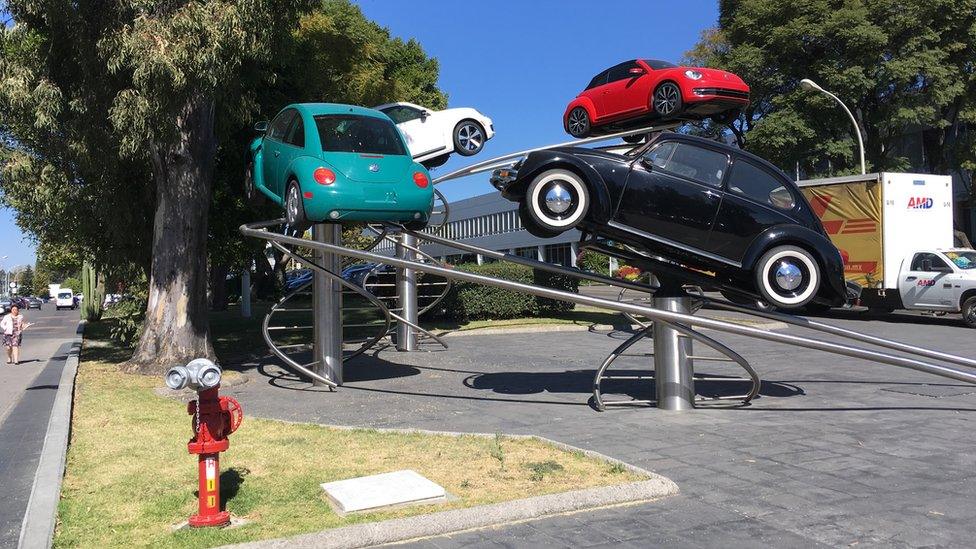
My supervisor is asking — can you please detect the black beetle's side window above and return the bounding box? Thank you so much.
[645,142,727,188]
[727,158,796,210]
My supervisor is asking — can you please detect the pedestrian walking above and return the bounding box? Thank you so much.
[2,306,33,365]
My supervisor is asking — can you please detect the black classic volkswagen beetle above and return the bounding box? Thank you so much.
[490,133,853,309]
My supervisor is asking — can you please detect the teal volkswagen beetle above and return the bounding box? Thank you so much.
[246,103,434,230]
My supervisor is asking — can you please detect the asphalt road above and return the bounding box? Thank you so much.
[230,299,976,548]
[0,305,81,547]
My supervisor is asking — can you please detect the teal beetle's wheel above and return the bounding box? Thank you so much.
[244,162,264,205]
[285,181,310,232]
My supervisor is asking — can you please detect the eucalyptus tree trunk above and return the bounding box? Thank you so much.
[124,95,217,374]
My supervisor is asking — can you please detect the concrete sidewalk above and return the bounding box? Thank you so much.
[227,308,976,548]
[0,307,83,548]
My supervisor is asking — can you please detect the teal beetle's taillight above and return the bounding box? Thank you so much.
[413,172,429,188]
[314,167,335,185]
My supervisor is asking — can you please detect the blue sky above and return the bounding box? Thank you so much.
[356,0,719,203]
[0,0,719,268]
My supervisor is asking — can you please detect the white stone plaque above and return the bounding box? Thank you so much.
[321,469,446,514]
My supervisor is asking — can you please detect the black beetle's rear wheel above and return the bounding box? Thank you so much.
[754,245,821,309]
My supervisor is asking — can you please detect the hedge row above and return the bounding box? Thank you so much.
[425,262,579,321]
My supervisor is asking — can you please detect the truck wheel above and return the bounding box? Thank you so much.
[962,296,976,328]
[754,245,821,309]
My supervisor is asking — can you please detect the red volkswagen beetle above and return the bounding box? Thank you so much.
[564,59,750,139]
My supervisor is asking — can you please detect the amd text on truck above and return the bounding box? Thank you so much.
[798,172,976,327]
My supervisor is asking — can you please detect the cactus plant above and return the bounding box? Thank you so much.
[81,261,104,321]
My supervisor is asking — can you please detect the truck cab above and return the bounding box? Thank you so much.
[896,249,976,326]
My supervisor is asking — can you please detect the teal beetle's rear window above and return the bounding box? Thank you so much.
[314,114,406,156]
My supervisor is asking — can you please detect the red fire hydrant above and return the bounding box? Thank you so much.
[165,359,243,528]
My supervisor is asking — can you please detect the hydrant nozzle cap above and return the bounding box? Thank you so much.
[165,366,190,390]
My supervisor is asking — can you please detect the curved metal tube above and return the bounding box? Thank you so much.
[266,240,393,368]
[592,320,760,410]
[667,320,760,404]
[706,298,976,371]
[241,219,976,387]
[432,122,681,185]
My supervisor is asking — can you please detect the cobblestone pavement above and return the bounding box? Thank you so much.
[228,310,976,548]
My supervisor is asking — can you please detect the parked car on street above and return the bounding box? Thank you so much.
[0,299,9,315]
[245,103,434,231]
[283,269,313,292]
[56,289,77,310]
[564,59,750,139]
[10,297,29,309]
[490,132,852,309]
[374,102,495,169]
[26,296,42,310]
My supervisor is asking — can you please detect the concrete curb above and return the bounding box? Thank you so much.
[18,321,84,549]
[219,423,678,549]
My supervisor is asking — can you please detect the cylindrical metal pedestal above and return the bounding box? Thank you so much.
[313,224,343,385]
[653,294,694,410]
[395,232,418,351]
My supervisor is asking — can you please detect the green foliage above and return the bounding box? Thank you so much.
[577,250,611,278]
[525,460,564,482]
[686,0,976,181]
[15,265,34,296]
[106,298,145,348]
[429,263,578,321]
[81,261,104,322]
[61,277,82,292]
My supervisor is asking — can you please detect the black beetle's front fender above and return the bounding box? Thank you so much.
[512,151,614,224]
[742,225,848,304]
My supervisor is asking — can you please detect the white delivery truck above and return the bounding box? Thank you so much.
[798,172,976,327]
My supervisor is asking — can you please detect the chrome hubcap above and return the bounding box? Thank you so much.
[458,124,483,151]
[774,261,803,291]
[287,186,299,223]
[569,109,588,135]
[544,184,573,214]
[655,84,679,115]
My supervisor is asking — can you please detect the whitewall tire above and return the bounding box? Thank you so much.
[524,169,589,235]
[754,245,821,309]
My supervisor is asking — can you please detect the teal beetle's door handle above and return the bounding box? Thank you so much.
[274,151,280,157]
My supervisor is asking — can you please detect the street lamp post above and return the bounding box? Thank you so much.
[799,78,866,175]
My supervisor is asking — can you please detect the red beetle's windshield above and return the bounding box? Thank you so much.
[314,114,406,156]
[642,59,677,70]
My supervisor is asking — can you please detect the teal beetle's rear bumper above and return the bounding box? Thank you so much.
[301,181,434,224]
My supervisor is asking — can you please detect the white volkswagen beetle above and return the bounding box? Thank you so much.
[375,102,494,168]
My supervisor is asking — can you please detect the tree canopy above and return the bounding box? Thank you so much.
[0,0,447,372]
[687,0,976,184]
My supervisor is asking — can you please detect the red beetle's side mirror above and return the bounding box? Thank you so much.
[629,67,646,76]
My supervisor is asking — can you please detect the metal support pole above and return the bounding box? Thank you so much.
[654,284,694,410]
[396,232,418,351]
[313,224,343,385]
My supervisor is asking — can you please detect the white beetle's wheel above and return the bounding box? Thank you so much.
[525,169,589,233]
[754,245,820,308]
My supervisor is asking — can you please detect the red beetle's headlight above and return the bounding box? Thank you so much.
[413,172,429,188]
[314,167,335,185]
